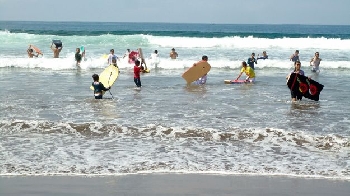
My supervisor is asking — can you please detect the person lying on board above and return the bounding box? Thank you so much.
[27,48,39,58]
[286,60,310,101]
[91,74,111,99]
[257,51,268,60]
[235,61,255,83]
[194,55,209,85]
[310,52,322,73]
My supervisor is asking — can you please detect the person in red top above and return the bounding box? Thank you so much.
[134,60,142,87]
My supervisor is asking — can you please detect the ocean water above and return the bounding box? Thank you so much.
[0,21,350,179]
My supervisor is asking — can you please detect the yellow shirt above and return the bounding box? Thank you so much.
[240,66,255,78]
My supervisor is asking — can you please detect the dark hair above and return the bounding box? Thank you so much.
[155,50,158,54]
[135,60,140,65]
[202,55,208,61]
[242,61,247,66]
[92,74,99,81]
[294,60,301,71]
[110,49,114,52]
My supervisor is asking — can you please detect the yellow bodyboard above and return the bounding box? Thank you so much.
[90,65,119,94]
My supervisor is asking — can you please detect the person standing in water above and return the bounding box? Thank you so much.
[91,74,111,99]
[194,55,209,85]
[286,60,310,101]
[247,53,257,69]
[75,48,85,66]
[134,60,142,88]
[310,52,322,72]
[170,48,178,59]
[290,50,300,63]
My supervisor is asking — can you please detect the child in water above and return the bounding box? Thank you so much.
[75,48,85,66]
[91,74,111,99]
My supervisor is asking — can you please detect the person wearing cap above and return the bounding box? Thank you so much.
[91,74,111,99]
[247,53,257,69]
[170,48,178,59]
[235,61,255,83]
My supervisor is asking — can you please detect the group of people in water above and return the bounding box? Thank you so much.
[26,44,322,101]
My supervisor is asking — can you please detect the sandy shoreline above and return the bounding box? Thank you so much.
[1,174,350,196]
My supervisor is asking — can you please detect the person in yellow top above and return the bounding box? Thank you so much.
[235,61,255,83]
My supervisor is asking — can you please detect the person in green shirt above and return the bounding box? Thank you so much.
[235,61,255,83]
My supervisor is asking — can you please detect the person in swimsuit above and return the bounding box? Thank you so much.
[257,51,268,60]
[194,55,209,85]
[91,74,111,99]
[310,52,322,72]
[290,50,300,63]
[247,53,257,69]
[75,48,85,66]
[170,48,178,59]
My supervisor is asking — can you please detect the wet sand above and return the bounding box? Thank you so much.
[0,174,349,196]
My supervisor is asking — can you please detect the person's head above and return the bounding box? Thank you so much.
[92,74,99,82]
[315,52,319,57]
[202,55,208,61]
[110,49,114,54]
[294,60,301,71]
[28,49,33,53]
[242,61,247,67]
[171,48,175,51]
[155,50,158,54]
[295,50,299,54]
[135,60,140,66]
[251,53,255,57]
[112,58,117,64]
[127,49,130,52]
[76,48,80,53]
[263,51,266,54]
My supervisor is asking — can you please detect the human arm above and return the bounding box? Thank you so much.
[236,71,243,80]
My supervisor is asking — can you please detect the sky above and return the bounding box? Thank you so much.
[1,0,350,25]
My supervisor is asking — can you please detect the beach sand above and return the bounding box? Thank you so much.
[0,174,349,196]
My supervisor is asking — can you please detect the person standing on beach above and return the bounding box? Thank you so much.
[170,48,178,59]
[290,50,300,62]
[194,55,209,85]
[310,52,322,72]
[235,61,255,83]
[247,53,257,69]
[91,74,111,99]
[134,60,142,88]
